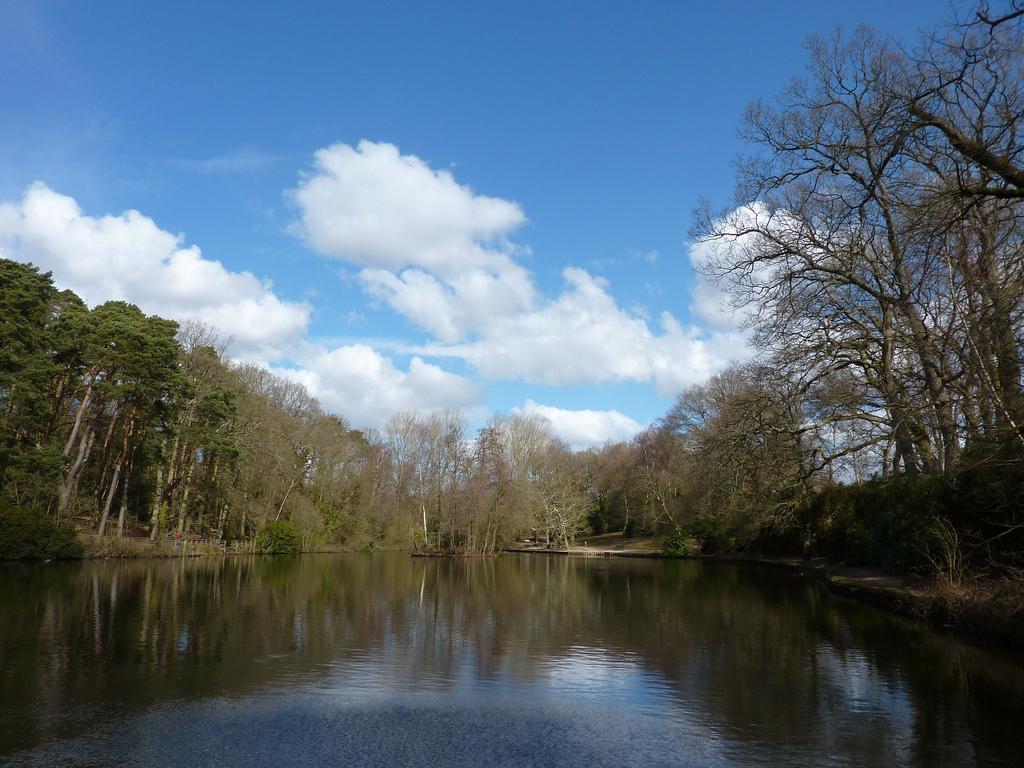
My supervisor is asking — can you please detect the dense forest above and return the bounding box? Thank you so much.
[1,3,1023,584]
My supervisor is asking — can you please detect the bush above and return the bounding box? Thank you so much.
[679,513,734,554]
[253,520,301,554]
[662,530,701,558]
[953,441,1024,567]
[807,475,949,574]
[0,504,83,559]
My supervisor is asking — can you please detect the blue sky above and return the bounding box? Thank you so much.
[0,0,946,446]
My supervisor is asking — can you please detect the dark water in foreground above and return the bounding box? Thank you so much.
[1,554,1022,767]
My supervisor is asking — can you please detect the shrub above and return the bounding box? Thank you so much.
[806,476,949,574]
[253,520,301,554]
[953,441,1024,568]
[808,484,870,563]
[0,504,83,560]
[684,513,732,554]
[662,530,701,558]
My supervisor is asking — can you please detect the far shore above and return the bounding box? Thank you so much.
[11,529,1021,646]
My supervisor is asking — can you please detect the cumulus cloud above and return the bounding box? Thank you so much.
[291,140,526,275]
[290,141,751,396]
[277,344,483,430]
[291,141,535,340]
[516,400,644,449]
[422,268,745,396]
[360,264,535,342]
[686,202,771,331]
[0,183,310,360]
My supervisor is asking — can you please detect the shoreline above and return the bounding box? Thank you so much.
[503,546,665,558]
[504,545,1024,645]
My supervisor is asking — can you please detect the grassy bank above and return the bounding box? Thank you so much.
[728,558,1024,644]
[702,551,1024,643]
[872,574,1024,644]
[77,535,364,559]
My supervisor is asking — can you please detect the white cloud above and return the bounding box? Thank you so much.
[0,162,762,437]
[360,264,535,342]
[686,246,743,328]
[686,202,770,331]
[516,400,644,449]
[291,140,535,341]
[0,183,310,360]
[289,141,750,396]
[277,345,483,430]
[291,140,526,275]
[421,267,745,396]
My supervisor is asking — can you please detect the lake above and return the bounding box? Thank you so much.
[1,553,1021,767]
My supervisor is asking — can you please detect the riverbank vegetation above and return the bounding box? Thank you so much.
[0,2,1022,626]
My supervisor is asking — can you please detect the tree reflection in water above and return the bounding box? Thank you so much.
[1,554,1021,767]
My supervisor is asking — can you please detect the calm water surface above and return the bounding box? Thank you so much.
[1,553,1022,767]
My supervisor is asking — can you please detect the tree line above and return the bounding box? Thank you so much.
[0,261,590,556]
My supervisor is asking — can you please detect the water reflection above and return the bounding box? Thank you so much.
[0,554,1021,767]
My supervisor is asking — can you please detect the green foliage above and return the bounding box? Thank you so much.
[688,514,736,554]
[588,495,610,535]
[317,499,371,549]
[0,261,61,504]
[662,530,700,558]
[0,504,83,560]
[807,476,949,574]
[1,446,64,510]
[954,441,1024,563]
[253,520,301,554]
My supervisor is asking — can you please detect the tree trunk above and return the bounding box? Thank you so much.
[149,462,164,541]
[116,449,135,537]
[175,448,196,534]
[275,469,303,522]
[99,415,134,536]
[97,456,122,536]
[62,376,94,457]
[58,426,95,514]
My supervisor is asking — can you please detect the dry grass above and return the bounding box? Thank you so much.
[571,531,665,554]
[916,573,1024,641]
[80,534,225,559]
